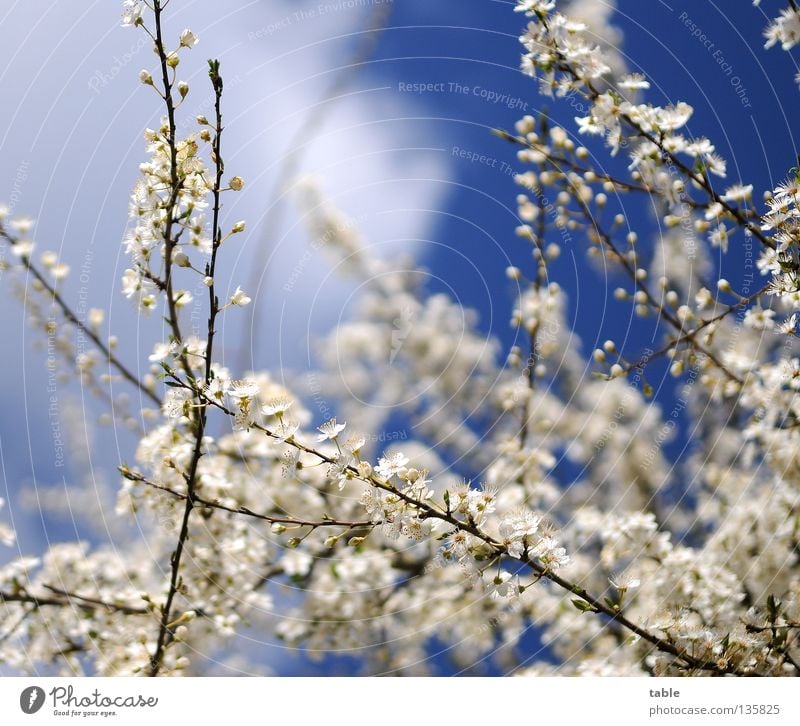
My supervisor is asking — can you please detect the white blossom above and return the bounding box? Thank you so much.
[316,417,346,442]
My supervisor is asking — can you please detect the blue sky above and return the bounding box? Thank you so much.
[1,0,797,674]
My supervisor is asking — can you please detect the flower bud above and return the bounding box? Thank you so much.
[40,251,58,268]
[180,29,199,48]
[88,308,104,328]
[52,263,70,280]
[229,286,251,307]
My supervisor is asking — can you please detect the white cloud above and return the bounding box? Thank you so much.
[0,0,452,375]
[0,0,453,527]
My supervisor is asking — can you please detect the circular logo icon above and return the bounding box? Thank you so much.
[19,686,45,715]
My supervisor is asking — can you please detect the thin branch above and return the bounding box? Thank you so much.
[623,283,771,374]
[148,0,204,676]
[562,172,745,385]
[497,127,750,385]
[0,605,34,646]
[119,465,375,530]
[0,226,160,407]
[1,588,147,616]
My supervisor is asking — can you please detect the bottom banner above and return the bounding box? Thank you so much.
[0,676,798,725]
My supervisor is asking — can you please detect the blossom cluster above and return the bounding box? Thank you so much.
[1,0,799,677]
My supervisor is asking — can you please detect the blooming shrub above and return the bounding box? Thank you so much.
[0,0,799,676]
